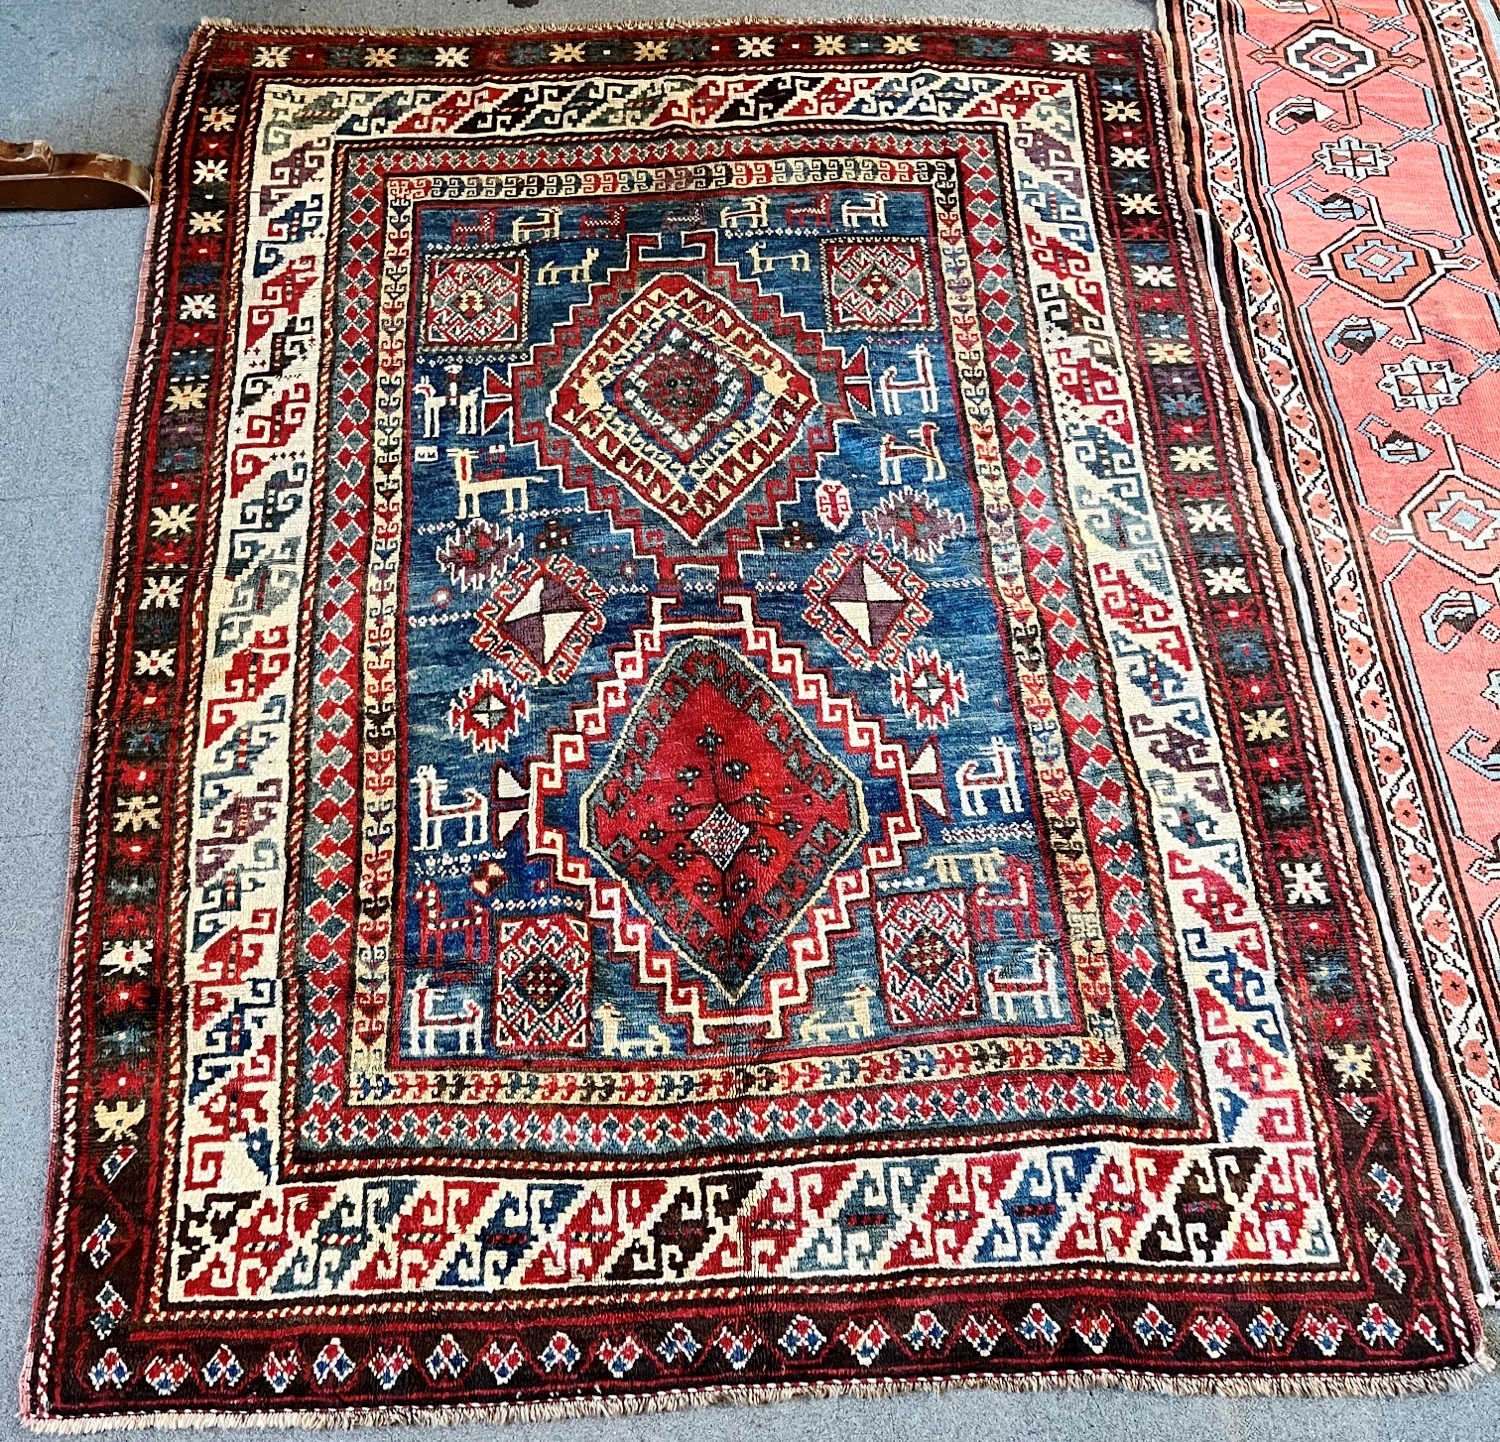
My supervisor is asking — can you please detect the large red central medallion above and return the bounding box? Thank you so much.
[582,637,868,1000]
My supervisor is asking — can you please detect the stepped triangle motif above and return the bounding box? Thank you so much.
[492,572,586,669]
[829,556,910,649]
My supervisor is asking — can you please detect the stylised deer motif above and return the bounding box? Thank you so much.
[879,344,939,416]
[719,196,769,230]
[452,446,533,519]
[797,985,877,1044]
[536,247,599,287]
[841,193,888,229]
[510,209,561,243]
[413,375,446,439]
[411,765,488,850]
[412,879,489,968]
[971,855,1041,943]
[597,1003,672,1057]
[579,207,626,238]
[407,976,484,1057]
[879,422,945,487]
[452,212,498,247]
[956,737,1022,817]
[983,941,1063,1024]
[745,241,811,275]
[786,194,833,228]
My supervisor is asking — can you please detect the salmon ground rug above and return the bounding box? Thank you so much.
[22,19,1489,1426]
[1165,0,1500,1301]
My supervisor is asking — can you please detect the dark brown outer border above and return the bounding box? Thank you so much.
[20,24,218,1426]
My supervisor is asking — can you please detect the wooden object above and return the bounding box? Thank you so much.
[0,140,151,210]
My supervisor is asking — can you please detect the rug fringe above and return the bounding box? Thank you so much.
[16,1351,1497,1432]
[190,12,1154,41]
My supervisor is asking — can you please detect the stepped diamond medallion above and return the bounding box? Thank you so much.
[471,554,607,685]
[551,272,817,542]
[1283,26,1380,86]
[803,540,931,669]
[583,637,868,1001]
[506,232,873,580]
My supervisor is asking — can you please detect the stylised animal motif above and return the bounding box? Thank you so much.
[797,985,877,1044]
[983,941,1064,1023]
[971,856,1041,942]
[932,846,1013,886]
[786,193,833,227]
[412,879,490,968]
[745,241,811,275]
[841,193,888,229]
[413,376,445,439]
[412,764,488,850]
[879,422,946,487]
[663,203,708,230]
[956,737,1023,817]
[579,207,626,238]
[879,344,939,417]
[597,1002,672,1058]
[719,196,769,230]
[435,365,482,436]
[451,212,498,247]
[536,247,600,287]
[452,446,533,519]
[407,975,484,1057]
[510,209,562,243]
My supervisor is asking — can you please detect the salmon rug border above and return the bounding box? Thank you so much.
[1164,0,1500,1301]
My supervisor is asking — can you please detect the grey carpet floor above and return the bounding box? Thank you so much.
[1,2,1496,1436]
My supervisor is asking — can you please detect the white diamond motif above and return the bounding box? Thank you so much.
[690,804,751,871]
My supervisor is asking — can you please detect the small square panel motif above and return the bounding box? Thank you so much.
[822,238,934,330]
[420,249,529,352]
[873,889,981,1027]
[493,914,591,1051]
